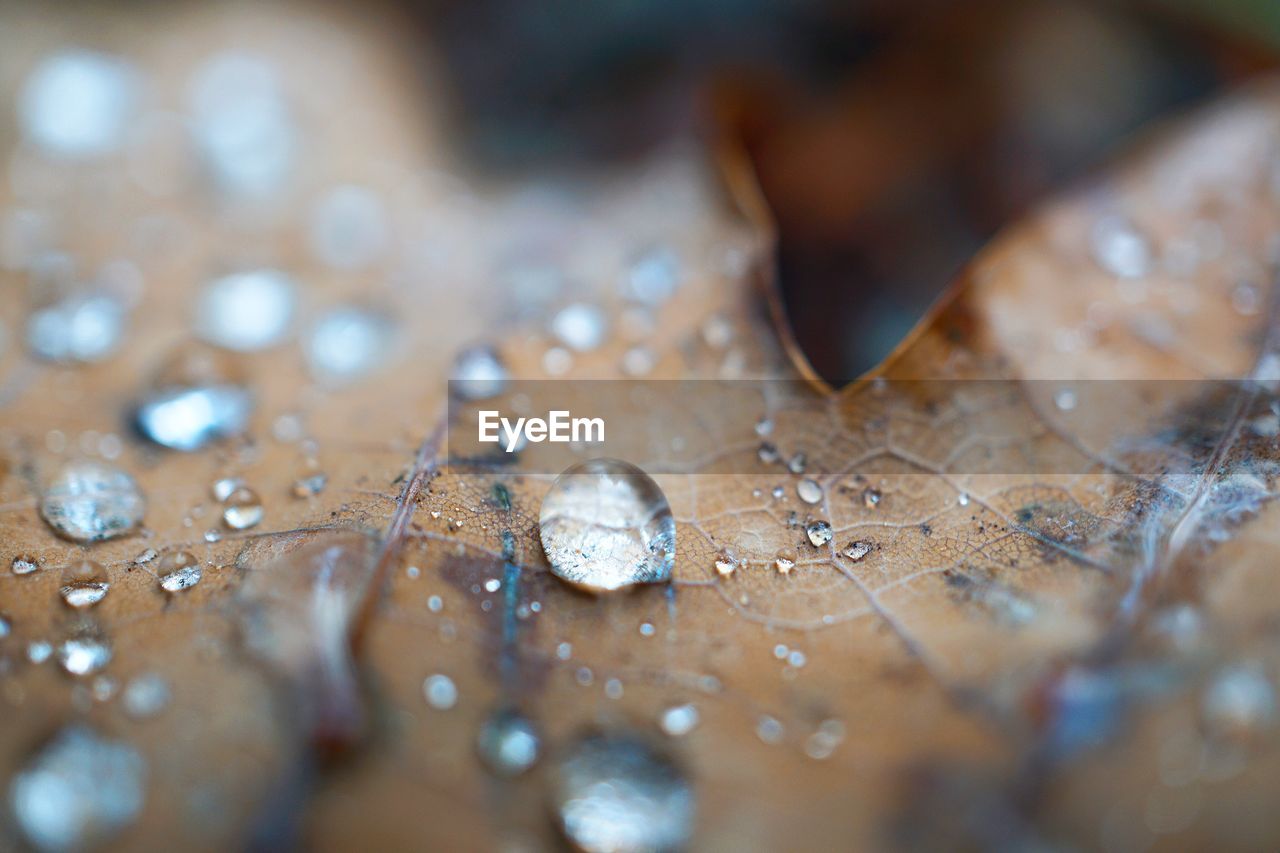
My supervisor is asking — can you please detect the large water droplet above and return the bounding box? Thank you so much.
[134,345,252,451]
[539,458,676,593]
[805,520,832,547]
[552,731,694,853]
[195,270,296,352]
[476,708,541,776]
[157,552,201,593]
[19,50,138,159]
[187,54,295,198]
[451,344,509,401]
[41,461,145,542]
[9,726,145,852]
[27,293,127,364]
[57,629,112,677]
[59,560,110,608]
[796,479,822,504]
[305,306,395,384]
[221,486,263,530]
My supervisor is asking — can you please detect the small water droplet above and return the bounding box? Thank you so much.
[11,554,40,575]
[756,715,784,744]
[605,678,624,700]
[221,486,263,530]
[19,50,138,158]
[0,613,10,638]
[1091,214,1152,279]
[805,520,832,547]
[291,473,328,498]
[841,540,872,562]
[477,708,541,776]
[552,731,694,853]
[787,452,807,475]
[41,461,144,543]
[958,493,970,507]
[557,642,573,660]
[862,487,881,509]
[774,552,796,575]
[551,303,608,352]
[57,630,112,677]
[9,725,145,851]
[758,442,780,464]
[713,552,736,577]
[451,344,509,401]
[157,552,201,593]
[28,641,53,664]
[1203,664,1276,740]
[305,306,396,383]
[1055,388,1077,411]
[423,673,458,710]
[27,293,127,364]
[122,673,171,719]
[622,246,681,305]
[427,595,443,612]
[754,416,773,437]
[796,478,822,504]
[211,476,243,502]
[659,703,699,737]
[638,622,655,637]
[539,459,676,593]
[59,560,110,608]
[195,270,296,352]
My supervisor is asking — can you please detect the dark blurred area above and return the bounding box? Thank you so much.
[418,0,1280,384]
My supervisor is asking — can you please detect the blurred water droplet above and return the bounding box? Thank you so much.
[805,520,832,547]
[305,306,395,383]
[451,344,509,401]
[796,479,822,504]
[19,50,137,159]
[659,704,699,737]
[308,185,388,270]
[134,365,252,452]
[787,452,807,475]
[9,725,145,851]
[423,674,458,710]
[211,476,244,502]
[1055,388,1078,411]
[41,461,144,542]
[756,715,784,744]
[188,54,295,198]
[1203,664,1276,740]
[221,486,263,530]
[57,630,112,677]
[122,673,171,719]
[551,303,607,352]
[28,641,52,664]
[27,293,126,364]
[292,473,328,498]
[0,614,10,638]
[477,708,541,776]
[758,442,779,464]
[157,552,201,593]
[1091,215,1151,279]
[621,246,681,305]
[59,560,110,608]
[11,554,40,575]
[195,270,296,352]
[539,458,675,592]
[552,731,694,853]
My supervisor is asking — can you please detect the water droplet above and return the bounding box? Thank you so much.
[27,293,126,364]
[796,478,822,504]
[841,540,872,562]
[187,54,295,198]
[451,344,509,401]
[211,476,244,502]
[477,708,541,776]
[423,674,458,710]
[1054,388,1077,411]
[862,487,881,509]
[0,614,10,638]
[787,452,807,475]
[292,473,328,498]
[28,641,53,664]
[1203,664,1276,740]
[305,306,395,383]
[774,553,796,575]
[57,630,112,677]
[605,678,624,700]
[713,552,736,577]
[427,595,443,612]
[9,726,145,851]
[19,50,138,158]
[221,486,263,530]
[552,731,694,853]
[756,715,784,744]
[41,461,144,542]
[621,246,681,305]
[1091,215,1151,279]
[539,459,676,593]
[556,642,573,660]
[157,552,201,593]
[754,417,773,437]
[659,703,699,737]
[133,347,252,451]
[551,303,607,352]
[958,493,970,507]
[195,270,296,352]
[11,554,40,575]
[59,560,110,608]
[804,719,846,760]
[308,185,388,270]
[758,442,780,464]
[805,520,832,547]
[122,673,171,719]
